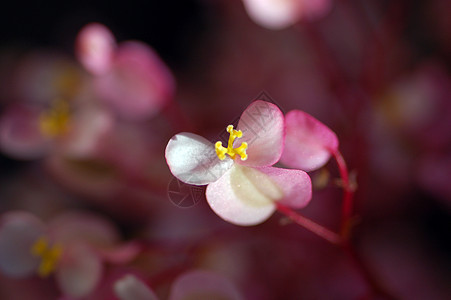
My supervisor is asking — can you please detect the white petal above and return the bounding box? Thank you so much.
[114,274,159,300]
[56,244,102,298]
[242,0,301,30]
[165,133,233,185]
[0,211,45,277]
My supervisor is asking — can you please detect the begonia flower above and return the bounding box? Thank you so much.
[0,52,90,160]
[114,270,243,300]
[280,110,338,172]
[0,211,138,299]
[165,100,312,226]
[76,23,175,121]
[0,98,113,161]
[242,0,333,30]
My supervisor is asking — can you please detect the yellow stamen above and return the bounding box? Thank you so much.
[39,99,70,137]
[215,125,248,161]
[30,237,62,277]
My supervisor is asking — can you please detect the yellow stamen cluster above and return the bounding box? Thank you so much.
[215,125,248,161]
[30,237,62,277]
[39,99,70,137]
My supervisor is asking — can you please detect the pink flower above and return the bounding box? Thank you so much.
[165,100,312,225]
[0,52,96,160]
[0,211,138,299]
[114,270,243,300]
[242,0,333,30]
[280,110,338,172]
[76,23,175,121]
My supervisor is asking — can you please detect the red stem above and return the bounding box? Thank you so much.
[276,202,396,298]
[276,203,343,245]
[333,150,355,238]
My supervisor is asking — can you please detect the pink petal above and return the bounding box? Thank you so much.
[280,110,338,172]
[0,104,51,159]
[56,243,102,298]
[169,270,243,300]
[95,41,175,120]
[242,0,302,30]
[47,211,119,247]
[237,100,285,167]
[96,242,140,264]
[114,274,159,300]
[256,166,312,209]
[299,0,333,20]
[75,23,116,75]
[60,106,114,158]
[206,165,277,226]
[166,133,233,185]
[0,211,46,277]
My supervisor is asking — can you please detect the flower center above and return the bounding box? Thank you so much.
[215,125,248,161]
[30,237,62,277]
[39,99,70,137]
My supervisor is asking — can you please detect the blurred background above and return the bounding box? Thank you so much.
[0,0,450,299]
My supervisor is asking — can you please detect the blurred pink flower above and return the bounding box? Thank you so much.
[114,270,243,300]
[75,23,116,75]
[242,0,333,30]
[0,52,96,160]
[165,100,312,225]
[76,23,175,121]
[0,99,114,160]
[0,211,138,299]
[280,109,339,172]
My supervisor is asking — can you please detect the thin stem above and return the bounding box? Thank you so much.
[277,202,397,298]
[333,150,355,238]
[276,203,343,245]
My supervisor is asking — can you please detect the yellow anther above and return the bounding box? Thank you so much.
[215,141,228,160]
[30,237,62,277]
[215,125,248,161]
[39,99,70,137]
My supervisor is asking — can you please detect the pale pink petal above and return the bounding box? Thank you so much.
[56,243,102,298]
[76,23,116,75]
[300,0,333,20]
[60,106,114,158]
[237,100,285,167]
[95,41,175,120]
[114,274,159,300]
[0,105,51,159]
[280,110,338,172]
[96,242,140,264]
[0,211,46,277]
[166,133,233,185]
[47,211,119,247]
[242,0,302,30]
[206,165,277,226]
[256,166,312,209]
[169,270,243,300]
